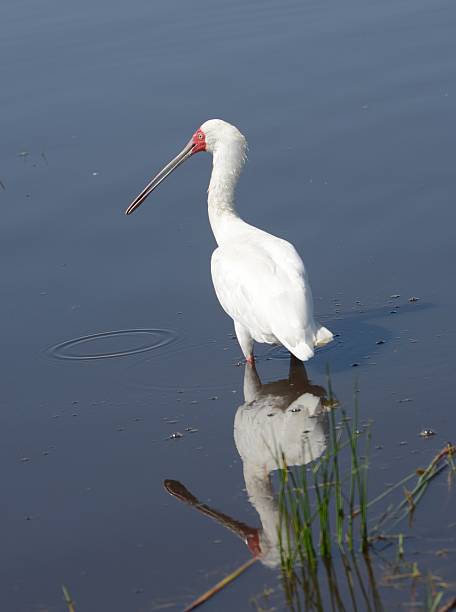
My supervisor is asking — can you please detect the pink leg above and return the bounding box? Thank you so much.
[234,322,255,365]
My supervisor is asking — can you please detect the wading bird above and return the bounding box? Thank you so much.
[126,119,332,363]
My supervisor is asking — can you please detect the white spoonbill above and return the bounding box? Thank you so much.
[126,119,333,363]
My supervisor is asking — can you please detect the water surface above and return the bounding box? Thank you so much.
[1,0,456,609]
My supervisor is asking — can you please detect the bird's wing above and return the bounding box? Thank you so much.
[211,234,317,351]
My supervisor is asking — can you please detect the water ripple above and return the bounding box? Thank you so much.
[47,328,177,361]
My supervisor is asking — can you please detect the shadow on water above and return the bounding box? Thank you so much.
[265,301,434,373]
[164,356,455,611]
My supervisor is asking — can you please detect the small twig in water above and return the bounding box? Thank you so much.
[62,585,75,612]
[438,596,456,612]
[184,557,258,611]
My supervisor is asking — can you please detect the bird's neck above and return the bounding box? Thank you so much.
[243,463,281,546]
[207,143,247,245]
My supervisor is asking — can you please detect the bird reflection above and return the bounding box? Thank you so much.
[165,357,331,567]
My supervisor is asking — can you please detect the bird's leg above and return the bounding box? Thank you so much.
[288,353,308,382]
[243,362,261,402]
[234,321,254,365]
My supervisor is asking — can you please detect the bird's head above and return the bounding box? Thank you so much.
[199,119,247,155]
[125,118,246,215]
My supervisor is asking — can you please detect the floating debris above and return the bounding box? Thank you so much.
[419,429,436,438]
[390,294,400,299]
[376,339,385,345]
[398,398,413,403]
[169,432,183,440]
[409,296,420,302]
[185,427,198,433]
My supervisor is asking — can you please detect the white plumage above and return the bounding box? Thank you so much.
[203,119,332,362]
[126,118,333,362]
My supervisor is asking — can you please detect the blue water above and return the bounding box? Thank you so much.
[1,0,456,609]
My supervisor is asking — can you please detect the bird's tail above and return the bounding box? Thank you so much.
[278,324,333,362]
[282,339,315,362]
[314,325,333,347]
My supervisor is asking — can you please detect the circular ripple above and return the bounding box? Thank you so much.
[48,328,177,361]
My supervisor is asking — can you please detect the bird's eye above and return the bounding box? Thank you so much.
[198,133,203,140]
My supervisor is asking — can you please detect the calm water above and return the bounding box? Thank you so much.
[1,0,456,609]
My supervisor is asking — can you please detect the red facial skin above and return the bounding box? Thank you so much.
[245,529,262,558]
[191,128,206,154]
